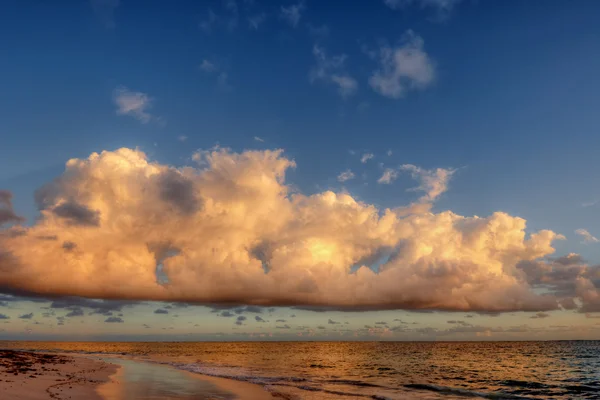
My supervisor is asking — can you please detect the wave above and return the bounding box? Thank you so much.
[403,383,530,399]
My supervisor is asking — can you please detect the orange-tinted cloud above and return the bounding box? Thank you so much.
[1,147,595,312]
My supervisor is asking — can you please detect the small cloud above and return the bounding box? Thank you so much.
[199,9,219,33]
[280,2,305,28]
[400,164,456,202]
[105,316,124,323]
[369,30,435,99]
[310,45,357,98]
[387,150,393,156]
[200,59,218,73]
[530,312,550,319]
[575,229,599,244]
[360,153,374,164]
[307,23,329,38]
[383,0,463,20]
[276,324,291,329]
[19,313,34,319]
[317,325,326,330]
[65,308,84,318]
[143,324,151,328]
[217,72,233,91]
[113,86,157,124]
[337,170,355,183]
[248,13,267,30]
[219,311,235,317]
[235,315,247,325]
[154,308,169,314]
[582,200,598,208]
[328,319,340,325]
[290,314,296,318]
[178,135,188,142]
[377,168,399,184]
[254,136,265,142]
[276,319,287,322]
[375,321,388,325]
[255,315,266,322]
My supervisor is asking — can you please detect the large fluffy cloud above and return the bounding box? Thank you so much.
[0,147,596,312]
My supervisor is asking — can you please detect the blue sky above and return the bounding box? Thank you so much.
[1,0,600,340]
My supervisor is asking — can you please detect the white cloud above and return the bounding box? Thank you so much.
[581,200,598,208]
[254,136,265,142]
[307,23,329,38]
[178,136,188,142]
[248,13,267,30]
[280,2,305,28]
[310,45,358,99]
[0,147,571,312]
[360,153,374,163]
[337,170,355,183]
[575,229,599,244]
[377,168,399,184]
[387,150,393,156]
[369,30,435,99]
[113,86,156,124]
[200,60,233,91]
[400,164,455,202]
[384,0,462,19]
[200,59,217,72]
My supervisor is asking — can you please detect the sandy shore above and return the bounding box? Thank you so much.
[0,350,117,400]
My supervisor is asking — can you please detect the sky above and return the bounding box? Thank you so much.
[1,0,600,341]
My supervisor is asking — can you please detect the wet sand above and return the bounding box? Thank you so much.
[1,350,274,400]
[98,357,275,400]
[0,350,117,400]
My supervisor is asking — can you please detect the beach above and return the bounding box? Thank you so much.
[0,349,116,400]
[0,349,275,400]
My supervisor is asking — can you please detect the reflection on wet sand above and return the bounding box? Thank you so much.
[97,358,236,400]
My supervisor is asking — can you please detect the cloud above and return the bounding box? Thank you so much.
[581,200,598,208]
[255,315,266,322]
[113,86,157,124]
[0,314,9,320]
[19,313,34,319]
[219,311,235,317]
[383,0,462,19]
[369,30,435,99]
[200,60,218,72]
[0,191,24,227]
[575,229,599,244]
[65,308,84,318]
[310,45,357,98]
[307,24,329,38]
[254,136,265,142]
[276,324,291,329]
[105,316,124,323]
[276,319,286,322]
[178,136,188,142]
[328,319,340,325]
[360,153,374,164]
[0,147,582,313]
[400,164,455,202]
[248,13,267,30]
[235,315,247,325]
[154,309,169,314]
[280,2,305,28]
[50,201,100,227]
[530,312,550,319]
[377,168,399,184]
[90,0,119,29]
[199,60,233,91]
[337,170,355,183]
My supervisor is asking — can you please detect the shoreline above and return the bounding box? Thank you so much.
[0,350,274,400]
[0,349,118,400]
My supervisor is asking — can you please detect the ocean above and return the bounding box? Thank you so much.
[1,341,599,399]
